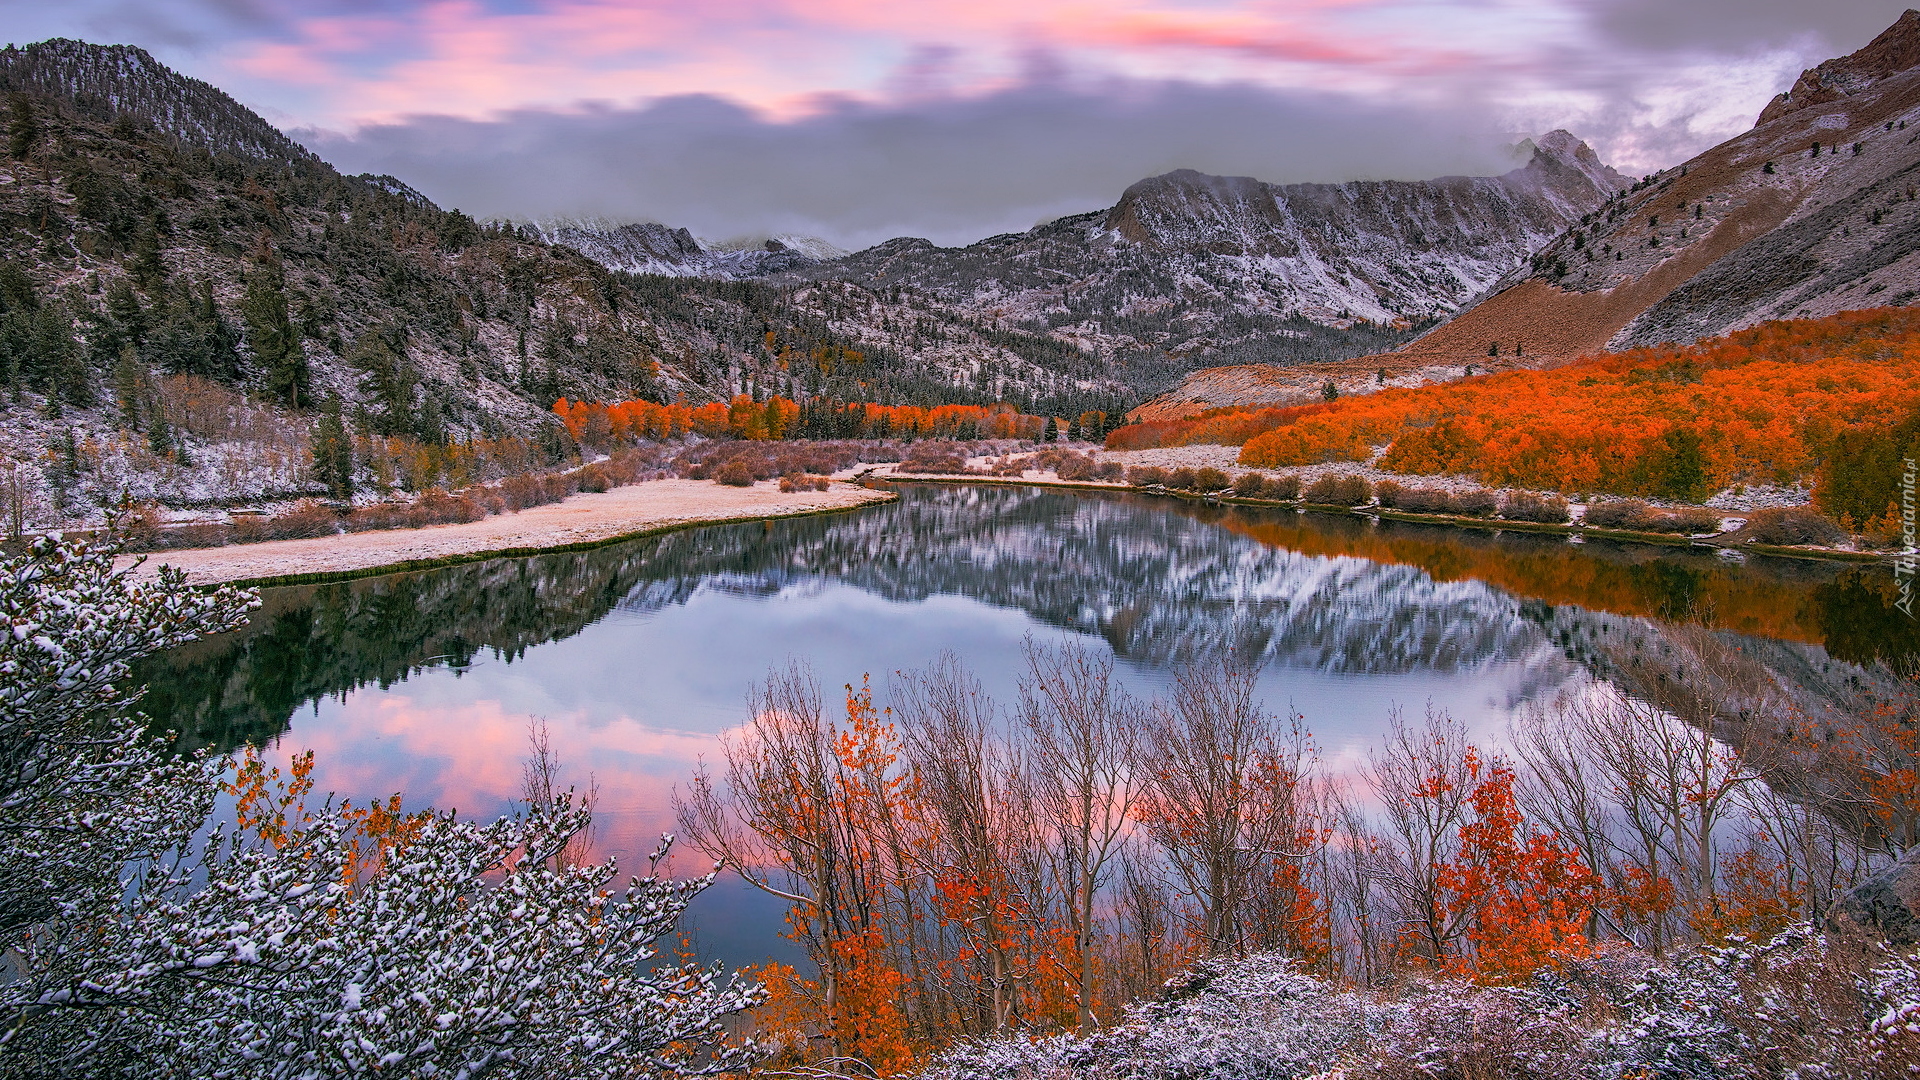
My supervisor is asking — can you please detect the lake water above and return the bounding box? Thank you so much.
[137,483,1916,969]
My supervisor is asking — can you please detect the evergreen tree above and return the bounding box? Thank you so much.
[243,253,309,409]
[148,408,175,458]
[6,96,40,160]
[311,395,354,499]
[112,346,143,430]
[128,220,167,292]
[105,279,145,346]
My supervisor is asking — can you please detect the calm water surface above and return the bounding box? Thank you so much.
[139,484,1916,967]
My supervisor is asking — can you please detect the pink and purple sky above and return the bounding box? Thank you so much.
[4,1,1912,247]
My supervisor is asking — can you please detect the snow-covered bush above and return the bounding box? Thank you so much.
[0,529,762,1078]
[921,934,1920,1080]
[924,954,1372,1080]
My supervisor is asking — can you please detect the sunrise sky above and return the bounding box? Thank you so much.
[4,1,1913,246]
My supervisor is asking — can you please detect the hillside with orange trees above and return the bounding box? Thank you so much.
[554,395,1052,445]
[1110,309,1920,509]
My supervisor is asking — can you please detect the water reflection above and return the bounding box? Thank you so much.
[136,484,1910,967]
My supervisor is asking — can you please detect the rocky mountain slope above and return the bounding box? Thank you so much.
[543,133,1626,399]
[530,218,845,277]
[1138,9,1920,420]
[0,40,1137,512]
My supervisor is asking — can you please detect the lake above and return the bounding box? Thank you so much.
[137,482,1915,969]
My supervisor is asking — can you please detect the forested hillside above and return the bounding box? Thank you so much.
[0,40,1129,519]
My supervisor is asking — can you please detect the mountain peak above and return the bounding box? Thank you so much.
[1757,9,1920,125]
[0,37,312,165]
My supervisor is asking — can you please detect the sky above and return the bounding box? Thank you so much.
[4,0,1916,248]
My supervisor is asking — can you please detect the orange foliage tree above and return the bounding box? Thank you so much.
[554,395,1048,447]
[1432,753,1604,983]
[1109,308,1920,501]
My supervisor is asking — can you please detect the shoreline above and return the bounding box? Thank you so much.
[121,479,897,588]
[868,469,1887,565]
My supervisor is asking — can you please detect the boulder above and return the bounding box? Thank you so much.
[1827,844,1920,945]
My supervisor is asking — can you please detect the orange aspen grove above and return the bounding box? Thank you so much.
[1107,308,1920,501]
[554,395,1049,445]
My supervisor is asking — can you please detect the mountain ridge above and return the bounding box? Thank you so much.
[1134,8,1920,422]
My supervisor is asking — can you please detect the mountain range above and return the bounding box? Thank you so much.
[3,16,1918,507]
[1137,8,1920,420]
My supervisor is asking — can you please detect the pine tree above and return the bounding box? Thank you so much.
[113,347,143,430]
[311,395,354,499]
[6,96,40,160]
[243,253,309,409]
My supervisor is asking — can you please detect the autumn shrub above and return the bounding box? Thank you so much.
[1500,492,1572,524]
[1380,484,1460,514]
[899,442,970,474]
[1193,467,1232,492]
[1651,506,1724,534]
[1451,488,1499,518]
[1094,461,1125,482]
[778,472,833,493]
[115,501,168,550]
[1233,473,1268,498]
[415,489,486,526]
[1265,473,1302,500]
[575,463,614,493]
[1739,506,1845,546]
[1584,498,1654,530]
[1127,466,1170,487]
[1160,467,1197,491]
[229,513,269,544]
[266,499,341,540]
[714,459,756,487]
[1054,454,1100,481]
[1303,474,1372,506]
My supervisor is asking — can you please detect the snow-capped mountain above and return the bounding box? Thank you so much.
[528,218,846,277]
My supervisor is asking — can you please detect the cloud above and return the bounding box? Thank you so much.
[299,75,1527,250]
[1582,0,1914,56]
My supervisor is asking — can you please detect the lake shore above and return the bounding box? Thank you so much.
[860,462,1886,565]
[120,479,896,587]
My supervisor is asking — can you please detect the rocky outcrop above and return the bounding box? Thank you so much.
[1758,10,1920,124]
[1827,844,1920,944]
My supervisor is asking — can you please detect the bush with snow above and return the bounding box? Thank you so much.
[0,528,762,1078]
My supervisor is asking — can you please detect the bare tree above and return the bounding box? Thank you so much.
[1366,704,1475,966]
[895,653,1041,1034]
[521,715,599,869]
[1016,638,1145,1031]
[1133,658,1322,958]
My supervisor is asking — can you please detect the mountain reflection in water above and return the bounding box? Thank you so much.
[135,484,1912,967]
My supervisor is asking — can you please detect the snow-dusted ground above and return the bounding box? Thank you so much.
[925,934,1920,1080]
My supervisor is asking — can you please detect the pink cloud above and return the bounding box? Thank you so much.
[216,0,1526,127]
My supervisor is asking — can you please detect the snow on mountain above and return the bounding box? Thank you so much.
[0,39,314,166]
[527,218,844,277]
